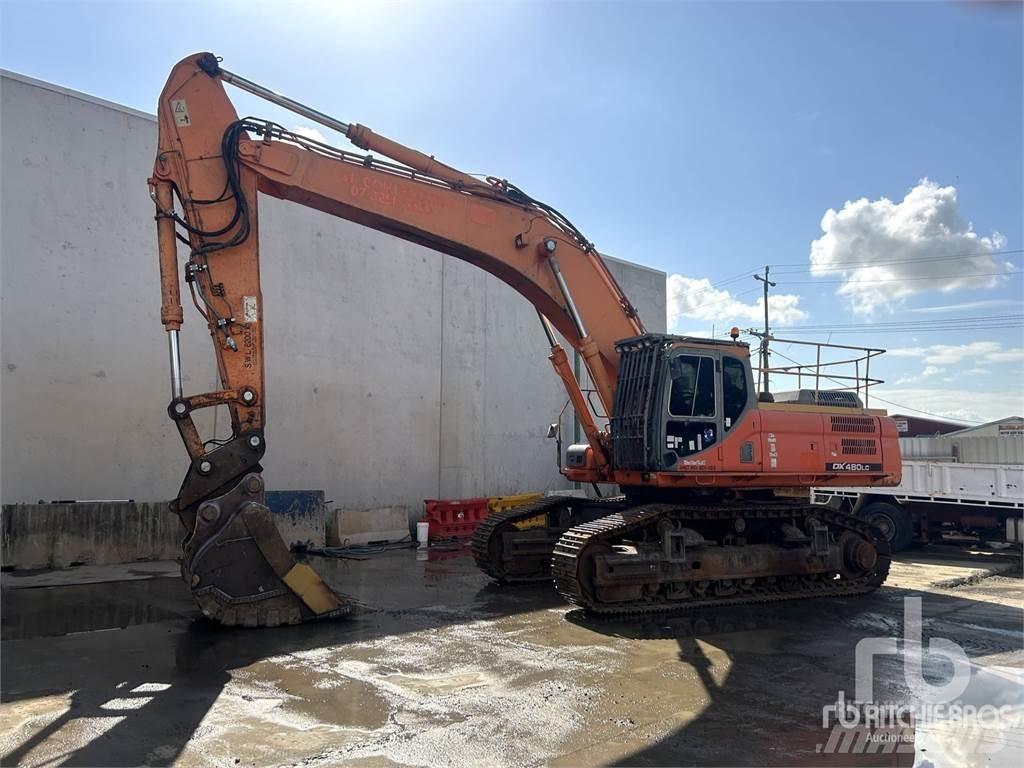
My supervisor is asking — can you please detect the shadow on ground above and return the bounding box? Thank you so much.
[1,548,563,766]
[2,547,1021,767]
[567,577,1023,767]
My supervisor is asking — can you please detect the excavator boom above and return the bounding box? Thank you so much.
[152,53,646,624]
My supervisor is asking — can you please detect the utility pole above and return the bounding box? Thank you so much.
[753,265,776,396]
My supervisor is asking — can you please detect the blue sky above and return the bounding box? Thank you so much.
[1,0,1021,422]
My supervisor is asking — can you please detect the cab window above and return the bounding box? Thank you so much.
[669,355,715,417]
[722,356,748,431]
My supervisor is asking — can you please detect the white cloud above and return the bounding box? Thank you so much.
[893,364,945,385]
[875,387,1024,424]
[885,343,1022,385]
[809,179,1010,315]
[667,275,807,331]
[293,125,328,143]
[988,348,1024,363]
[907,298,1019,314]
[887,340,1020,366]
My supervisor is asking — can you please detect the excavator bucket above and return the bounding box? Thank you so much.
[176,470,351,627]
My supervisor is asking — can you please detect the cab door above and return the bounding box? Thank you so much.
[661,349,723,470]
[719,352,762,472]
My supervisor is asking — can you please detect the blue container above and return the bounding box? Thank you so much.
[265,490,326,550]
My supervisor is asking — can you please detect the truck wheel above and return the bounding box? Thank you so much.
[858,501,914,552]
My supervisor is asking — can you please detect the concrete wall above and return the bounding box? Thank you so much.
[1,502,182,569]
[0,490,327,571]
[0,71,666,518]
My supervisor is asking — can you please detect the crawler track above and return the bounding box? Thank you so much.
[552,502,890,614]
[471,496,572,583]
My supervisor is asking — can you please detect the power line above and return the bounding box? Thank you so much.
[710,269,761,288]
[771,313,1024,333]
[784,321,1024,330]
[672,255,1021,324]
[779,270,1021,285]
[668,270,763,311]
[776,324,1023,335]
[769,247,1024,270]
[774,325,1024,335]
[773,313,1023,329]
[866,395,984,425]
[671,278,1015,323]
[668,285,761,319]
[678,249,1024,307]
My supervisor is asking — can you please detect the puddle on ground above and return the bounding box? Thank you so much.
[238,657,391,731]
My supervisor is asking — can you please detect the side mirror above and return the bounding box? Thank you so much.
[546,423,559,439]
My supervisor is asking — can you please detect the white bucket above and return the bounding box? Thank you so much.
[416,521,430,548]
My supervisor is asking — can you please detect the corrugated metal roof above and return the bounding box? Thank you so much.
[948,416,1024,437]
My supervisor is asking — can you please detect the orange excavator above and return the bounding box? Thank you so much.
[151,53,901,627]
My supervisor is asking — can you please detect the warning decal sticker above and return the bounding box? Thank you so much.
[243,296,258,323]
[171,99,191,126]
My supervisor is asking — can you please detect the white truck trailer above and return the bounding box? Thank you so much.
[812,436,1024,551]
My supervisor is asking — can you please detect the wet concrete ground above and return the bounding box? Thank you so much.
[1,546,1022,767]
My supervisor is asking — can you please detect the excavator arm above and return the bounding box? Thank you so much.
[151,53,644,626]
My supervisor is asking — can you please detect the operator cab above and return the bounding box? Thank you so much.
[609,334,756,472]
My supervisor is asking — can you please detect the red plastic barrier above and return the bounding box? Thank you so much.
[423,498,490,540]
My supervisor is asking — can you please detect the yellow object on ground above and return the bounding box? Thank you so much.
[283,563,343,615]
[487,492,544,514]
[512,513,548,531]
